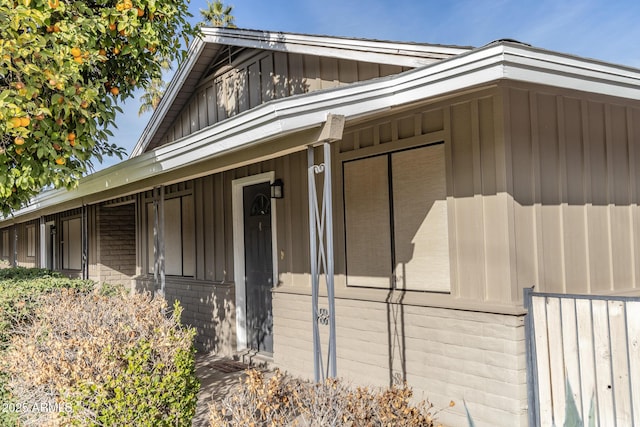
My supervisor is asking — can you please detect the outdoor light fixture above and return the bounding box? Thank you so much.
[270,179,284,199]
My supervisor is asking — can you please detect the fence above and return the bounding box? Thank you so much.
[524,288,640,426]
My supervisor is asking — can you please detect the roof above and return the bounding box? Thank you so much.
[130,27,472,157]
[3,38,640,224]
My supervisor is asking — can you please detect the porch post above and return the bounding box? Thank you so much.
[307,114,344,382]
[12,225,17,267]
[153,185,165,298]
[81,205,89,280]
[39,216,46,269]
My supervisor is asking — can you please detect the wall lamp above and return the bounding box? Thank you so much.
[270,179,284,199]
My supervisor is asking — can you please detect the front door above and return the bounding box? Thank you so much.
[243,182,273,353]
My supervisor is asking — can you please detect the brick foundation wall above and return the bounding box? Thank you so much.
[96,204,136,286]
[135,276,237,354]
[273,292,528,427]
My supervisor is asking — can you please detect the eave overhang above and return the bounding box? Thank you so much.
[130,28,472,158]
[3,41,640,224]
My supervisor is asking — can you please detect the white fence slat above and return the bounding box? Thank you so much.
[532,295,554,426]
[592,299,615,425]
[528,292,640,427]
[626,301,640,426]
[546,297,566,424]
[560,298,583,419]
[609,300,632,425]
[575,298,598,424]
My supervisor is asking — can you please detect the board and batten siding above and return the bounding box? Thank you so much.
[506,85,640,298]
[149,50,408,151]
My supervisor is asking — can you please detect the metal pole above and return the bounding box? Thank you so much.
[81,205,88,280]
[308,147,321,382]
[39,217,46,269]
[13,225,17,267]
[524,287,539,427]
[153,186,166,298]
[323,142,337,379]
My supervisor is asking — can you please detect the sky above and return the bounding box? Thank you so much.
[99,0,640,170]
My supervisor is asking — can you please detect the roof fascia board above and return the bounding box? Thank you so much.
[200,27,470,67]
[5,43,640,223]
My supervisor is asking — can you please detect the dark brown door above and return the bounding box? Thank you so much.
[243,182,273,353]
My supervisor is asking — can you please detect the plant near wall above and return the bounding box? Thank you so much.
[0,267,95,426]
[0,0,197,214]
[209,368,450,426]
[2,291,199,426]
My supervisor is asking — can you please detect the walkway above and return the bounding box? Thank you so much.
[192,352,272,427]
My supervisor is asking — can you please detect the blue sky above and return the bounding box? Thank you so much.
[99,0,640,169]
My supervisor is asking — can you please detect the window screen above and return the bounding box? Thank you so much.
[343,143,450,292]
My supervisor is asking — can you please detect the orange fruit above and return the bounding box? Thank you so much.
[15,147,24,155]
[48,0,59,8]
[14,136,25,145]
[19,116,30,127]
[55,157,66,165]
[53,143,62,151]
[10,117,22,128]
[137,7,144,16]
[67,132,76,141]
[110,87,119,96]
[109,23,116,31]
[73,56,83,64]
[113,46,120,55]
[99,48,107,56]
[71,47,81,57]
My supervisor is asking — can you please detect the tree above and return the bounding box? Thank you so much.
[138,59,170,116]
[200,0,236,28]
[137,1,236,117]
[0,0,197,214]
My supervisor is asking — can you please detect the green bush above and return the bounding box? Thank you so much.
[2,290,199,426]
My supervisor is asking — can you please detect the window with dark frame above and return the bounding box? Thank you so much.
[343,142,451,292]
[62,218,82,270]
[146,194,195,277]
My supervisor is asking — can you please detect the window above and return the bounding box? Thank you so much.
[147,195,195,276]
[343,143,450,292]
[26,225,36,257]
[62,218,82,270]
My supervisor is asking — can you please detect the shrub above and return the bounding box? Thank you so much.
[0,267,94,350]
[209,369,450,427]
[0,268,94,427]
[2,290,199,426]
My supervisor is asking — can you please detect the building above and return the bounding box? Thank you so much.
[2,28,640,426]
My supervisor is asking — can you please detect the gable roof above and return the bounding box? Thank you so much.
[129,27,472,157]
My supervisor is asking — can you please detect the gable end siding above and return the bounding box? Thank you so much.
[148,50,408,151]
